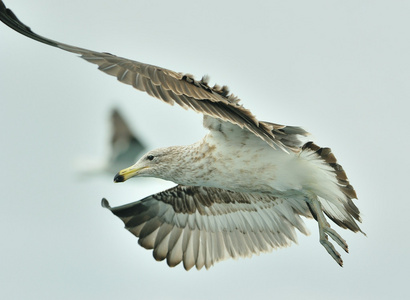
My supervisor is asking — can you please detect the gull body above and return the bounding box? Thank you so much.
[119,117,338,199]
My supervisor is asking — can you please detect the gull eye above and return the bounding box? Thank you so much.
[147,155,154,161]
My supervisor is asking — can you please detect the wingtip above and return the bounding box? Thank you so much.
[0,0,58,47]
[101,198,112,209]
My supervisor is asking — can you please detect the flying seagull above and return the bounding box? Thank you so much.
[0,1,363,270]
[76,108,146,176]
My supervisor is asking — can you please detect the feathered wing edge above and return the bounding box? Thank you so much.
[0,1,300,151]
[102,185,312,270]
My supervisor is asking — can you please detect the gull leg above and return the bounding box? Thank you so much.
[306,196,348,267]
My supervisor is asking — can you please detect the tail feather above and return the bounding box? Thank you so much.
[302,141,363,233]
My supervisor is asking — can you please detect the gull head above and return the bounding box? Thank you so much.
[113,146,184,183]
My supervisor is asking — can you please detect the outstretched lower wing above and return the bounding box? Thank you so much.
[0,1,294,151]
[102,185,312,270]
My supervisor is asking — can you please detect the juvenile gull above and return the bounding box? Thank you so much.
[0,1,363,270]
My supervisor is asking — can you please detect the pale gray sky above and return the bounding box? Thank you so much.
[0,0,409,299]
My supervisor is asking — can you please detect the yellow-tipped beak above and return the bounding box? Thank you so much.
[113,166,147,183]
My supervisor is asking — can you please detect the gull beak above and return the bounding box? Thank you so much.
[113,166,147,183]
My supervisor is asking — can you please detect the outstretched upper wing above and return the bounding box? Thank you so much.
[0,1,298,151]
[102,185,312,270]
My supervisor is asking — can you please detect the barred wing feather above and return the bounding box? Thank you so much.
[102,185,312,270]
[0,2,298,151]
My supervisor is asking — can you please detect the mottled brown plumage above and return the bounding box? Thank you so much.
[0,1,363,270]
